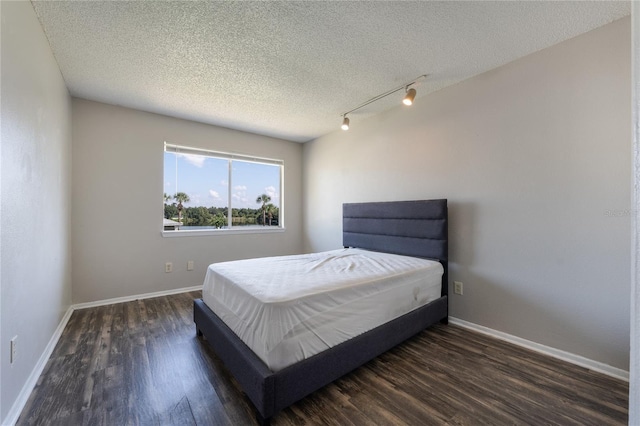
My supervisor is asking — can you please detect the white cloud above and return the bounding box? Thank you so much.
[230,184,249,207]
[232,192,249,206]
[264,186,279,200]
[209,190,221,200]
[178,153,205,168]
[188,194,201,206]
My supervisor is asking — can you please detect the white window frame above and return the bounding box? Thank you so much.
[162,142,285,237]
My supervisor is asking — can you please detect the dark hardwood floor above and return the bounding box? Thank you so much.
[17,291,628,425]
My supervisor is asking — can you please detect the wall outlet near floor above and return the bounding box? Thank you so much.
[454,281,464,295]
[10,336,17,364]
[165,262,173,273]
[187,261,194,271]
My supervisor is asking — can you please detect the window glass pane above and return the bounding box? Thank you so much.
[232,160,281,227]
[163,144,283,232]
[164,151,229,229]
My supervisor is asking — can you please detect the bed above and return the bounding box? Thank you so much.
[193,199,448,425]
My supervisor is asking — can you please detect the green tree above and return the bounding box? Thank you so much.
[174,192,190,224]
[265,203,277,226]
[212,213,226,229]
[164,203,178,220]
[256,194,271,226]
[163,193,178,219]
[186,206,212,226]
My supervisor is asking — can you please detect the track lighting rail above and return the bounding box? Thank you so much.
[340,74,427,130]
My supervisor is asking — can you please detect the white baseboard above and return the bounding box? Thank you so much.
[72,285,202,310]
[2,285,202,426]
[449,317,629,382]
[3,306,74,426]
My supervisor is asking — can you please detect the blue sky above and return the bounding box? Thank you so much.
[164,152,280,209]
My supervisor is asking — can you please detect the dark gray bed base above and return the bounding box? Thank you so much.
[194,199,448,425]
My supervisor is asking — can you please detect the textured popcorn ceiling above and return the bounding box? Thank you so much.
[31,1,630,142]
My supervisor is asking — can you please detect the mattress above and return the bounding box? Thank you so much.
[202,248,443,371]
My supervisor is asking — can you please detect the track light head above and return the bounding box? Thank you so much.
[403,88,417,106]
[341,116,350,131]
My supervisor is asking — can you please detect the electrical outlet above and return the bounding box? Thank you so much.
[10,336,17,364]
[187,261,194,271]
[165,262,173,273]
[454,281,464,295]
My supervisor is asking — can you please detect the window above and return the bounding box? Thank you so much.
[163,143,283,235]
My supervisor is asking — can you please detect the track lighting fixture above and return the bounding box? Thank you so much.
[340,74,427,130]
[341,116,350,131]
[402,87,416,106]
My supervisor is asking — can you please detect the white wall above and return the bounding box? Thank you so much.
[303,18,631,370]
[72,99,303,303]
[0,1,73,422]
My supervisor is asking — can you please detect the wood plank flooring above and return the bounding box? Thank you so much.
[17,291,628,425]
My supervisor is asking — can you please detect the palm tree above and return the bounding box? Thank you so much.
[163,193,172,203]
[174,192,190,224]
[265,203,277,226]
[256,194,271,225]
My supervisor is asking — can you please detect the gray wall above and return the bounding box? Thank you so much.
[303,18,631,370]
[630,4,639,423]
[0,1,73,421]
[71,99,303,303]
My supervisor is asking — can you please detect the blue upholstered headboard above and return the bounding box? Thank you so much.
[343,199,448,296]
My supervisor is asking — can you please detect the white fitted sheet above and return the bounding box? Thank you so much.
[202,248,443,371]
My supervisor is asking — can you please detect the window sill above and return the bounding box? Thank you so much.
[161,227,285,238]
